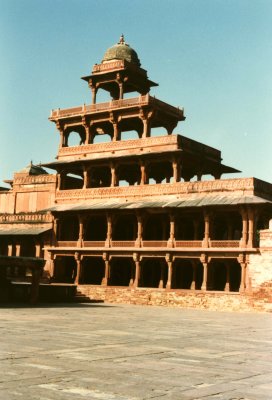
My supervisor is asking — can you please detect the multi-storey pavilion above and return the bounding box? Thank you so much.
[0,36,271,309]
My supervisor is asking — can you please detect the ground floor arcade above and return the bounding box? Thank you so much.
[47,251,248,294]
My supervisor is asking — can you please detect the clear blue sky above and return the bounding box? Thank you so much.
[0,0,271,185]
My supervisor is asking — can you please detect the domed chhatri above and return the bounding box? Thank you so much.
[102,35,141,67]
[17,161,48,176]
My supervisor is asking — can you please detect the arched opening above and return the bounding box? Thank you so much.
[58,215,79,241]
[112,214,136,241]
[81,257,104,285]
[109,257,133,287]
[140,258,167,288]
[143,214,169,240]
[54,256,77,283]
[120,130,139,141]
[85,215,107,241]
[66,128,86,147]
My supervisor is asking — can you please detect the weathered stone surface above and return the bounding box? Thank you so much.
[0,303,271,399]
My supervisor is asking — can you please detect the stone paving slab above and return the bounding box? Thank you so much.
[0,303,271,400]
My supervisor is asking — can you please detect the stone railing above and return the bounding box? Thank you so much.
[55,178,257,201]
[175,240,203,248]
[92,60,125,73]
[0,213,52,223]
[58,134,179,157]
[13,175,57,185]
[209,240,240,248]
[53,239,244,250]
[50,94,183,120]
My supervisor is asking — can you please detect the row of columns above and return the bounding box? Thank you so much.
[50,252,248,293]
[5,241,42,258]
[53,208,257,248]
[56,157,184,190]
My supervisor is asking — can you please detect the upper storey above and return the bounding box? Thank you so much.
[81,35,158,101]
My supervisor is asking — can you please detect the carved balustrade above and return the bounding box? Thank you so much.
[55,178,263,201]
[0,213,52,223]
[209,240,240,248]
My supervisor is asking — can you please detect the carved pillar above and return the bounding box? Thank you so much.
[53,218,59,245]
[83,167,90,189]
[172,158,181,183]
[8,243,13,257]
[224,262,230,292]
[167,214,175,247]
[110,163,118,187]
[203,211,210,248]
[165,253,172,289]
[135,214,143,247]
[238,254,247,292]
[102,252,109,286]
[35,242,41,258]
[15,243,21,257]
[200,254,208,291]
[74,252,81,285]
[105,214,112,247]
[140,108,153,138]
[78,216,84,247]
[90,85,97,104]
[190,260,197,290]
[240,207,248,247]
[56,121,65,149]
[247,208,255,248]
[133,253,141,288]
[49,253,55,280]
[158,260,165,288]
[140,161,147,185]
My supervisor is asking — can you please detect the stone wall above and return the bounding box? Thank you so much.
[77,285,271,312]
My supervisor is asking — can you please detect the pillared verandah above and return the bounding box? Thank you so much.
[0,36,272,309]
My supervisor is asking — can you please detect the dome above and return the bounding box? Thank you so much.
[17,161,48,176]
[102,35,141,67]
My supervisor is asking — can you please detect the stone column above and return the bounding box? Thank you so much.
[238,254,247,292]
[15,243,21,257]
[203,211,210,248]
[240,207,248,248]
[133,253,141,288]
[35,242,42,258]
[74,252,81,285]
[49,253,55,280]
[91,86,97,104]
[247,208,255,248]
[140,161,147,185]
[158,260,165,288]
[165,254,172,289]
[110,163,117,187]
[78,216,84,247]
[135,214,143,247]
[102,253,110,286]
[105,215,112,247]
[8,243,13,256]
[224,263,230,292]
[172,158,181,183]
[190,260,197,290]
[167,214,175,247]
[53,218,59,245]
[200,255,208,290]
[83,167,90,189]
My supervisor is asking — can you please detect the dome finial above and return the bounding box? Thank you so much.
[119,34,125,44]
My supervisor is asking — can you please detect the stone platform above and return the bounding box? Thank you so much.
[0,303,271,399]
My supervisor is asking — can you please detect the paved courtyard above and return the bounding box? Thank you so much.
[0,303,271,400]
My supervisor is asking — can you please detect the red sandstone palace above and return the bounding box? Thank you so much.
[1,36,271,310]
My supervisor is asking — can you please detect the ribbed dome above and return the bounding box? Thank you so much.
[102,35,141,67]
